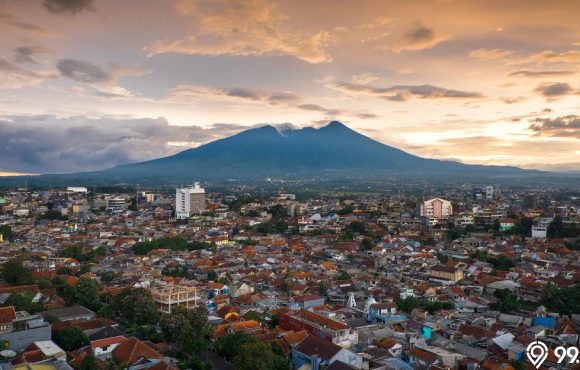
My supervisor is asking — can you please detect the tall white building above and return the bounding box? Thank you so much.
[420,198,453,220]
[175,182,206,219]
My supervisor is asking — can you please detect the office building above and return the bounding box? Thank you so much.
[420,198,452,220]
[175,182,206,219]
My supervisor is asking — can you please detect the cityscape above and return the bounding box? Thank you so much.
[0,1,580,370]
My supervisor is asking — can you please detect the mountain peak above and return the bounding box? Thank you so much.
[322,121,349,130]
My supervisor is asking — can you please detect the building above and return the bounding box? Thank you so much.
[150,284,201,313]
[291,334,363,370]
[0,307,52,351]
[420,198,452,220]
[105,197,128,212]
[279,309,358,347]
[40,306,96,322]
[429,264,464,283]
[175,182,206,219]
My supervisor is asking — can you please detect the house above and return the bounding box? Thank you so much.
[112,337,163,368]
[429,265,463,283]
[11,341,66,365]
[366,302,399,323]
[40,305,96,322]
[0,307,52,351]
[279,309,358,347]
[294,294,326,309]
[291,334,363,370]
[91,335,126,359]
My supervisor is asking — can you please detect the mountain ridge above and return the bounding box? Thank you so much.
[1,120,569,186]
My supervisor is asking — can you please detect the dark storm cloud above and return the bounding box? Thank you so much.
[0,115,256,173]
[43,0,94,14]
[529,115,580,138]
[533,82,578,100]
[509,70,575,78]
[331,82,483,101]
[14,46,51,64]
[56,58,111,83]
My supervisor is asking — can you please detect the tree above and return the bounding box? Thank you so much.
[359,238,374,251]
[0,225,12,240]
[215,331,256,361]
[233,341,287,370]
[492,219,501,233]
[492,289,521,313]
[53,326,89,351]
[1,292,43,313]
[78,354,99,370]
[318,281,328,295]
[436,251,449,263]
[207,270,217,281]
[160,306,211,355]
[113,287,159,325]
[395,297,420,313]
[337,271,351,280]
[61,245,84,260]
[69,276,99,309]
[1,257,32,285]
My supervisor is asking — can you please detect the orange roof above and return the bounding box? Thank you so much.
[0,306,16,324]
[91,336,126,349]
[296,309,348,331]
[112,337,162,365]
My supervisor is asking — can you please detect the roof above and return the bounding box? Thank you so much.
[295,309,348,331]
[294,334,342,361]
[40,305,95,321]
[409,347,439,363]
[91,336,126,349]
[0,306,16,324]
[112,337,162,365]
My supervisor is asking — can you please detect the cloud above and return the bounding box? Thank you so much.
[14,46,51,64]
[509,70,576,78]
[147,0,332,64]
[529,115,580,138]
[56,59,149,97]
[43,0,94,14]
[330,82,483,101]
[352,73,378,85]
[384,23,450,53]
[0,12,52,34]
[356,113,380,119]
[525,50,580,64]
[0,57,57,88]
[469,48,515,60]
[169,84,301,105]
[57,59,111,83]
[359,16,392,29]
[533,82,578,100]
[0,115,256,173]
[297,104,342,116]
[501,97,525,104]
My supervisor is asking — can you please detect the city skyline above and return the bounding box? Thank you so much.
[1,0,580,174]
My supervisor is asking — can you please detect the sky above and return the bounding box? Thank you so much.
[0,0,579,174]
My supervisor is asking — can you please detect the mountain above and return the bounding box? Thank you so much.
[0,121,562,185]
[94,121,531,182]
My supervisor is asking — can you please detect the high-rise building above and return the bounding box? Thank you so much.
[175,182,206,219]
[420,198,452,219]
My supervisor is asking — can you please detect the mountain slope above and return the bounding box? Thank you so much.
[99,121,525,181]
[1,121,553,186]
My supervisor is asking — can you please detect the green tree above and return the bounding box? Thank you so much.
[69,276,99,309]
[207,270,217,281]
[318,281,328,295]
[78,354,99,370]
[113,287,159,325]
[1,292,43,313]
[214,331,256,361]
[160,306,211,355]
[337,271,351,280]
[359,238,374,251]
[53,326,89,351]
[492,289,521,313]
[395,297,421,313]
[61,245,84,260]
[233,341,287,370]
[1,257,32,285]
[436,251,449,263]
